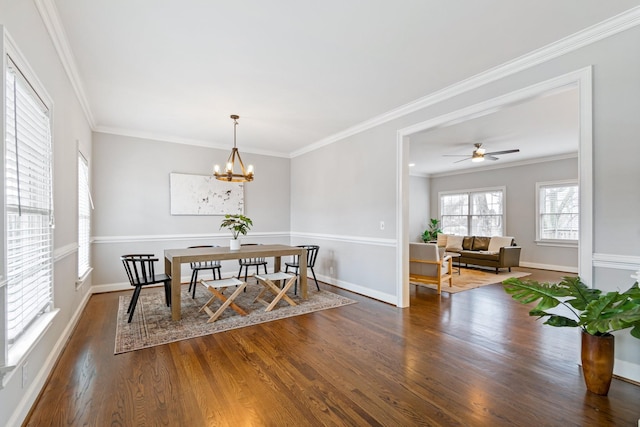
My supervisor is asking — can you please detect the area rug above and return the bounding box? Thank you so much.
[411,268,531,294]
[115,283,356,354]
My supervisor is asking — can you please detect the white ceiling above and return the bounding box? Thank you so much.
[52,1,640,159]
[409,87,580,176]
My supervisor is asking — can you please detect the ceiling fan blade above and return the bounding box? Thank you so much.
[453,157,472,163]
[485,155,499,161]
[484,149,520,156]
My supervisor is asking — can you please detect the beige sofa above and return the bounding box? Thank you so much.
[438,235,521,273]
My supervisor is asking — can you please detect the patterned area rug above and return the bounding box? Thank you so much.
[411,268,531,294]
[115,282,356,354]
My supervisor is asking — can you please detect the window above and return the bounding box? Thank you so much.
[536,180,579,243]
[4,56,54,348]
[439,187,505,236]
[77,152,91,281]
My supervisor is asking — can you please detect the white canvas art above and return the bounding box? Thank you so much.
[170,173,244,215]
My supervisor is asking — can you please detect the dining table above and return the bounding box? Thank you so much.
[164,244,307,320]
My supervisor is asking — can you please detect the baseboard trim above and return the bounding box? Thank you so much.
[6,288,92,427]
[614,358,640,385]
[316,273,397,305]
[519,261,578,273]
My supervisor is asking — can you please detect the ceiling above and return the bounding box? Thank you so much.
[51,1,640,160]
[409,87,580,176]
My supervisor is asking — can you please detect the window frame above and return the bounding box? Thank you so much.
[1,32,58,384]
[438,186,506,237]
[535,179,579,247]
[77,150,92,286]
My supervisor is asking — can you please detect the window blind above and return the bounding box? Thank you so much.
[5,57,53,345]
[78,152,91,278]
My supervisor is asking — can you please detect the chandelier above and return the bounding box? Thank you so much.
[213,114,254,182]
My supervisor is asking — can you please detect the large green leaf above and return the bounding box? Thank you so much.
[503,277,640,339]
[558,276,601,310]
[503,278,569,312]
[581,291,640,335]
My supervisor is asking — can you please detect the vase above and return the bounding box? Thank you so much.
[229,238,241,250]
[581,331,615,395]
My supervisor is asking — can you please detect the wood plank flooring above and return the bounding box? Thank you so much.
[25,268,640,426]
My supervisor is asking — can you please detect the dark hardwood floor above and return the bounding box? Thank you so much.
[25,268,640,426]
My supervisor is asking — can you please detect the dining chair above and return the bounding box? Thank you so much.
[121,254,171,323]
[237,243,268,281]
[284,245,320,293]
[188,245,222,298]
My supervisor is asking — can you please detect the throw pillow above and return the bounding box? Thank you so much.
[445,235,464,252]
[487,236,514,252]
[462,236,474,250]
[472,236,491,251]
[436,234,448,247]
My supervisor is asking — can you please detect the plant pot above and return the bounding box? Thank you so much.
[229,238,241,250]
[581,331,615,395]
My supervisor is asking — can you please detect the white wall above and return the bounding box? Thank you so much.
[429,157,579,271]
[0,2,93,426]
[91,132,291,289]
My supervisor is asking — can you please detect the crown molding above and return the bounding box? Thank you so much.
[292,6,640,158]
[94,125,290,158]
[34,2,640,158]
[428,152,578,179]
[34,0,95,127]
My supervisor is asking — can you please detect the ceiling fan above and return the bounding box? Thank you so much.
[444,143,520,163]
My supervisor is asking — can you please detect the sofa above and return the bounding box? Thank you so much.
[437,234,521,273]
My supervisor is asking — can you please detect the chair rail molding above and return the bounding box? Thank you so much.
[290,231,396,247]
[93,231,290,244]
[592,253,640,271]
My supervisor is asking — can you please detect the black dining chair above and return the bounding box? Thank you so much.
[237,243,268,281]
[121,254,171,323]
[284,245,320,293]
[188,245,222,298]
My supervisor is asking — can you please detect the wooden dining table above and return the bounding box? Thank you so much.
[164,244,307,320]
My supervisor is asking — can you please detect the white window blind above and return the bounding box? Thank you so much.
[78,152,91,278]
[5,57,53,345]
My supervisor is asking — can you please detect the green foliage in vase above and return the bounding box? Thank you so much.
[503,276,640,338]
[219,214,252,240]
[421,218,442,242]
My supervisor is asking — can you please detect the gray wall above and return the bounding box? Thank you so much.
[429,157,579,271]
[409,175,430,243]
[0,2,93,426]
[91,132,291,287]
[290,24,640,380]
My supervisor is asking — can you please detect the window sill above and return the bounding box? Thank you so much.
[535,240,578,248]
[1,309,59,389]
[76,267,93,290]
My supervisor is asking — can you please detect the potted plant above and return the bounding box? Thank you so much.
[422,218,443,242]
[502,275,640,395]
[219,214,252,250]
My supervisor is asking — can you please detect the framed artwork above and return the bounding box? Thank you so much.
[169,173,244,215]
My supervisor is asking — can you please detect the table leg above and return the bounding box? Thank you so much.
[299,249,308,299]
[171,257,182,320]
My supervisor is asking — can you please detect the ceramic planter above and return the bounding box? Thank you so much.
[581,331,615,395]
[230,238,241,250]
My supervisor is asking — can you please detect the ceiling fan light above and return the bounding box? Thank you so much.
[471,156,484,163]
